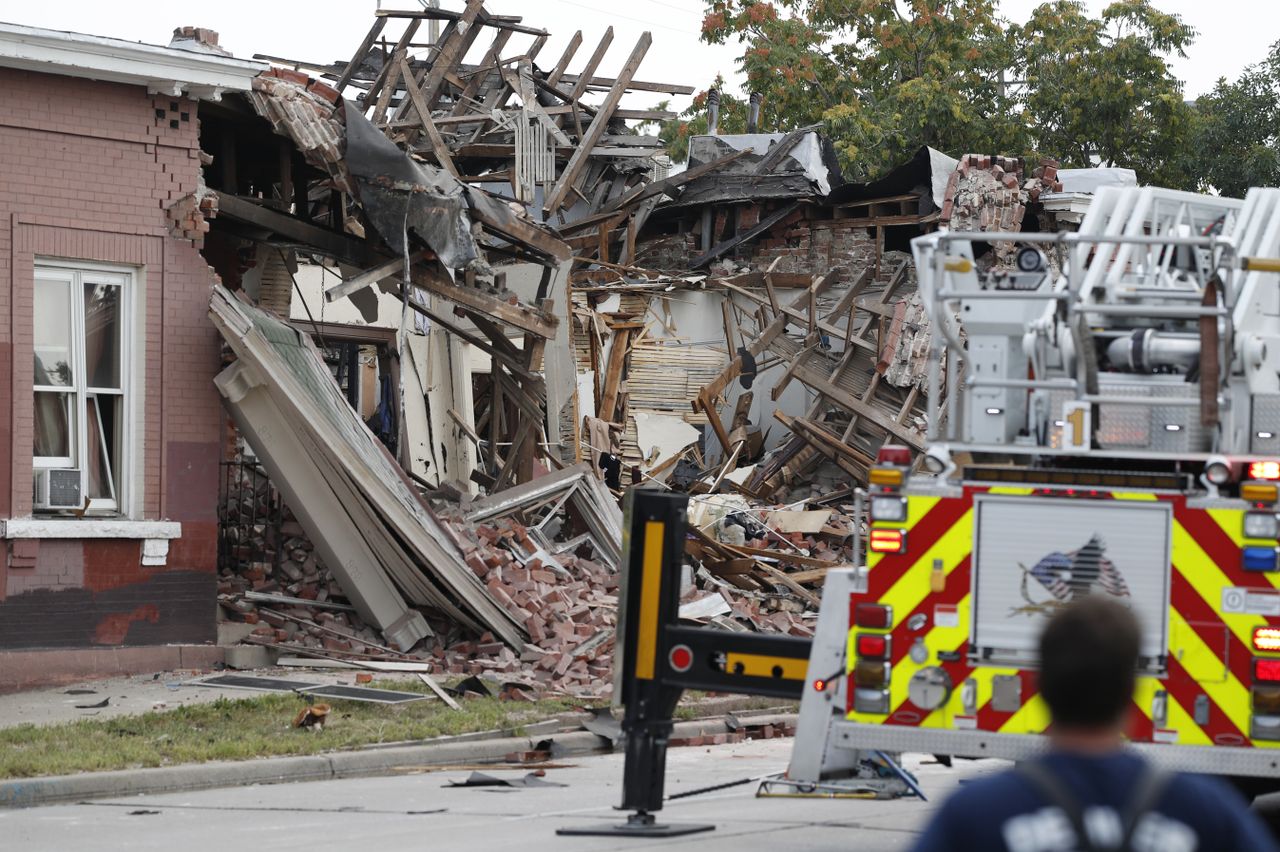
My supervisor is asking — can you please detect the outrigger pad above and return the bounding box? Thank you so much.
[557,811,715,838]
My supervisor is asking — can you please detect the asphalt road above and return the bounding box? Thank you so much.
[0,738,992,852]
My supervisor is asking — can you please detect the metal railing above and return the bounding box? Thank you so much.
[217,459,286,575]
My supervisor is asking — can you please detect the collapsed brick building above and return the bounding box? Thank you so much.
[0,11,1138,693]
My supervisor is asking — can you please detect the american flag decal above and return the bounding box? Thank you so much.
[1023,534,1131,605]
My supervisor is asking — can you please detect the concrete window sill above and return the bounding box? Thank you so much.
[0,518,181,540]
[0,519,183,567]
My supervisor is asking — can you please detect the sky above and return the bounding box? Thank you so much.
[9,0,1278,115]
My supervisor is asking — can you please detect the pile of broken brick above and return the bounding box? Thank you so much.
[219,489,855,700]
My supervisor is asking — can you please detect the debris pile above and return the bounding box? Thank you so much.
[203,0,1138,701]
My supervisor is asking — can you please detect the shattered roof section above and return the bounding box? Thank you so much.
[345,108,479,271]
[245,67,567,278]
[672,129,844,207]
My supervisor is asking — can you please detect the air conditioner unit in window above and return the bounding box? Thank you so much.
[34,468,82,511]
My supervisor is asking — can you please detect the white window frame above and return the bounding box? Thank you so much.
[33,260,135,516]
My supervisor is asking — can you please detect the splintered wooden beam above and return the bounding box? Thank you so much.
[324,250,427,303]
[417,0,488,112]
[546,30,583,87]
[417,271,559,339]
[213,191,375,268]
[367,20,420,122]
[375,8,547,38]
[543,31,651,216]
[398,57,459,178]
[566,27,614,104]
[335,17,387,92]
[597,326,634,423]
[558,73,695,95]
[449,29,512,116]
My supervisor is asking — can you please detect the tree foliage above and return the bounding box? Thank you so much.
[1019,1,1196,188]
[700,0,1027,181]
[1189,41,1280,198]
[682,0,1206,188]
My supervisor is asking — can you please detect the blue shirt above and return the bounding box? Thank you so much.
[912,751,1277,852]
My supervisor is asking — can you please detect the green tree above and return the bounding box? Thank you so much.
[1018,1,1197,189]
[697,1,1029,179]
[1189,41,1280,198]
[688,0,1203,187]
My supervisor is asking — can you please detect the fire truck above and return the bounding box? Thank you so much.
[561,186,1280,838]
[825,185,1280,784]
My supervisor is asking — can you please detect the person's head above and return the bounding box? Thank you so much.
[1038,596,1141,734]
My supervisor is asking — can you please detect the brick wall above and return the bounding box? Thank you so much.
[0,67,220,650]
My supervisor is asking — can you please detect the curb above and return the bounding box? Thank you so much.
[0,712,798,809]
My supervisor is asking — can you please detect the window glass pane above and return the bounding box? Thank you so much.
[84,282,121,389]
[34,391,72,458]
[34,279,73,387]
[86,394,118,501]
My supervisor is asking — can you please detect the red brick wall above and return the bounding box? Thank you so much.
[0,67,220,649]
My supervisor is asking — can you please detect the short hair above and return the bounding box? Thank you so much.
[1038,596,1141,729]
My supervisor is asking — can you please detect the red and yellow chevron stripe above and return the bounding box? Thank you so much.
[849,486,1280,750]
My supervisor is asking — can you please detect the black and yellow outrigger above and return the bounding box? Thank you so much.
[558,488,813,838]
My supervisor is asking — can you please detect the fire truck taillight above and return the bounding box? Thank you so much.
[854,603,893,629]
[1249,461,1280,481]
[869,529,907,554]
[853,660,890,688]
[877,445,912,466]
[1255,627,1280,653]
[856,633,891,660]
[1256,658,1280,683]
